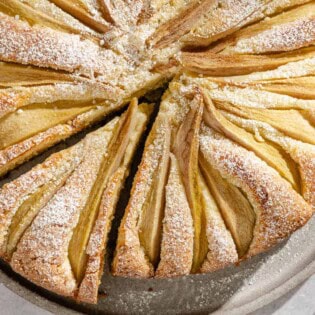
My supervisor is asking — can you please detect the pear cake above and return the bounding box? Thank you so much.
[0,0,314,306]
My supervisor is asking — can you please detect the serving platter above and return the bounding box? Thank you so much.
[0,115,314,315]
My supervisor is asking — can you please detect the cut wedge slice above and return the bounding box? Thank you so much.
[9,100,151,302]
[68,99,143,283]
[113,113,171,278]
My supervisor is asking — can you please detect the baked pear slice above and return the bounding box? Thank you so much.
[256,76,315,100]
[155,153,194,278]
[198,173,238,272]
[181,48,315,76]
[201,81,315,111]
[199,124,313,258]
[148,0,217,49]
[218,103,315,145]
[222,2,315,55]
[202,91,300,190]
[50,0,109,33]
[9,101,151,302]
[0,62,74,87]
[0,81,122,177]
[172,94,208,273]
[199,153,256,257]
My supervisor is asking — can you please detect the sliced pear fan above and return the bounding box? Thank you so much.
[138,123,171,267]
[221,111,315,209]
[202,91,300,190]
[199,124,313,258]
[172,93,208,272]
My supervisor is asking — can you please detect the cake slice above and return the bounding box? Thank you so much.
[112,83,198,278]
[3,100,151,303]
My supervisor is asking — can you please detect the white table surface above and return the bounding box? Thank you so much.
[0,274,314,315]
